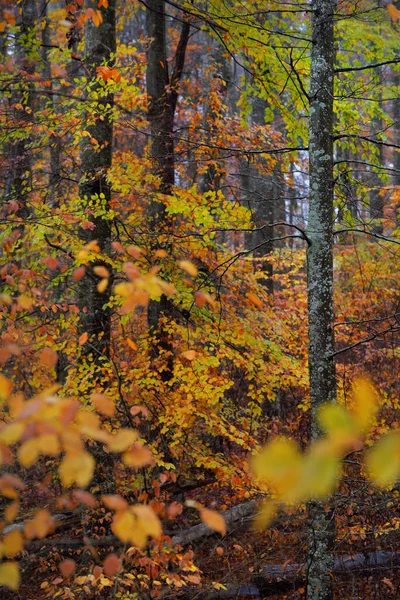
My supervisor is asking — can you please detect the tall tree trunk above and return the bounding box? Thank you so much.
[393,69,400,228]
[41,0,61,205]
[77,0,116,369]
[4,0,36,217]
[306,2,337,599]
[145,0,189,379]
[369,66,384,235]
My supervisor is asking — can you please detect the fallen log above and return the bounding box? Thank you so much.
[174,551,400,600]
[260,550,400,578]
[171,501,256,547]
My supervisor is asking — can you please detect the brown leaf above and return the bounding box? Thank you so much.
[103,554,120,577]
[59,559,76,578]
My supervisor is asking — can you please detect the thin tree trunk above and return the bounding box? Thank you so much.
[3,0,36,217]
[393,70,400,227]
[369,66,384,235]
[77,0,116,368]
[40,0,61,205]
[306,2,337,599]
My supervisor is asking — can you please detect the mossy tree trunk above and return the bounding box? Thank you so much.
[306,1,337,599]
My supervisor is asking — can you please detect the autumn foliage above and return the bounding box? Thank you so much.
[0,0,399,599]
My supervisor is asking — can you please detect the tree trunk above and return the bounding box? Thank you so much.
[145,0,189,380]
[306,2,337,599]
[369,66,384,235]
[77,0,116,368]
[393,69,400,228]
[3,0,36,217]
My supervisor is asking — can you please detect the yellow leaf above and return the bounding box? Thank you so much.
[108,429,138,452]
[0,562,20,590]
[0,374,13,400]
[352,377,378,433]
[60,451,94,487]
[17,295,32,310]
[97,278,109,293]
[38,434,60,456]
[93,265,110,278]
[5,501,19,522]
[318,404,355,449]
[253,500,278,530]
[112,505,162,547]
[111,509,135,543]
[131,505,162,544]
[366,432,400,487]
[178,260,198,277]
[297,440,340,501]
[251,437,301,496]
[4,530,23,557]
[199,508,226,536]
[0,422,25,445]
[114,282,132,297]
[18,438,40,466]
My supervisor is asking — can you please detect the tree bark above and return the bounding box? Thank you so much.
[306,2,337,599]
[145,0,189,380]
[77,0,116,368]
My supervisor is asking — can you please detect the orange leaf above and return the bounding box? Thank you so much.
[199,508,226,536]
[91,393,115,417]
[73,266,86,281]
[167,501,183,519]
[387,3,400,22]
[79,332,88,345]
[108,429,138,452]
[102,495,128,511]
[24,509,54,540]
[39,347,58,368]
[183,350,197,360]
[126,338,137,350]
[103,554,120,577]
[93,265,109,278]
[122,443,153,468]
[194,291,207,308]
[246,292,263,308]
[92,9,103,25]
[73,490,97,507]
